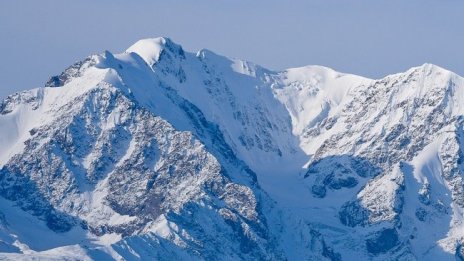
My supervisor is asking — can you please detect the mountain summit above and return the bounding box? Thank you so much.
[0,37,463,260]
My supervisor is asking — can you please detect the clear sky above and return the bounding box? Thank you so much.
[1,0,463,99]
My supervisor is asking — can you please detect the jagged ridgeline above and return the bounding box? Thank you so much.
[0,37,463,260]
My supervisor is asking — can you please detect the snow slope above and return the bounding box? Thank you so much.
[0,37,463,260]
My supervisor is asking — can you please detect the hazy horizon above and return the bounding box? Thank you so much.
[1,0,463,99]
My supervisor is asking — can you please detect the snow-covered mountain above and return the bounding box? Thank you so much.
[0,37,463,260]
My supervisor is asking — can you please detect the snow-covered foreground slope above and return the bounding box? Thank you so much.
[0,37,463,260]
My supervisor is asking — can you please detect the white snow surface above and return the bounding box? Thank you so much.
[0,37,464,260]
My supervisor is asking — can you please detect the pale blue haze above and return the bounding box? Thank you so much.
[0,0,463,99]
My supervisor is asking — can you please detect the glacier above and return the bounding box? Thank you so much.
[0,37,463,260]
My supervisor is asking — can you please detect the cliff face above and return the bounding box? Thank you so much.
[0,37,463,260]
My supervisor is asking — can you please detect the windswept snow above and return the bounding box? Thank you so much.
[1,38,464,260]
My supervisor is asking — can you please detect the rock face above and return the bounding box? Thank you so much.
[0,37,463,260]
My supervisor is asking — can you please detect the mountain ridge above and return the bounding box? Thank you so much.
[0,37,463,260]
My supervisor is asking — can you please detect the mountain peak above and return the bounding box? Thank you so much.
[395,63,455,79]
[125,37,184,67]
[3,37,464,260]
[412,63,451,74]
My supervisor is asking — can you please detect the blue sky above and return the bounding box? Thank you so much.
[1,0,463,99]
